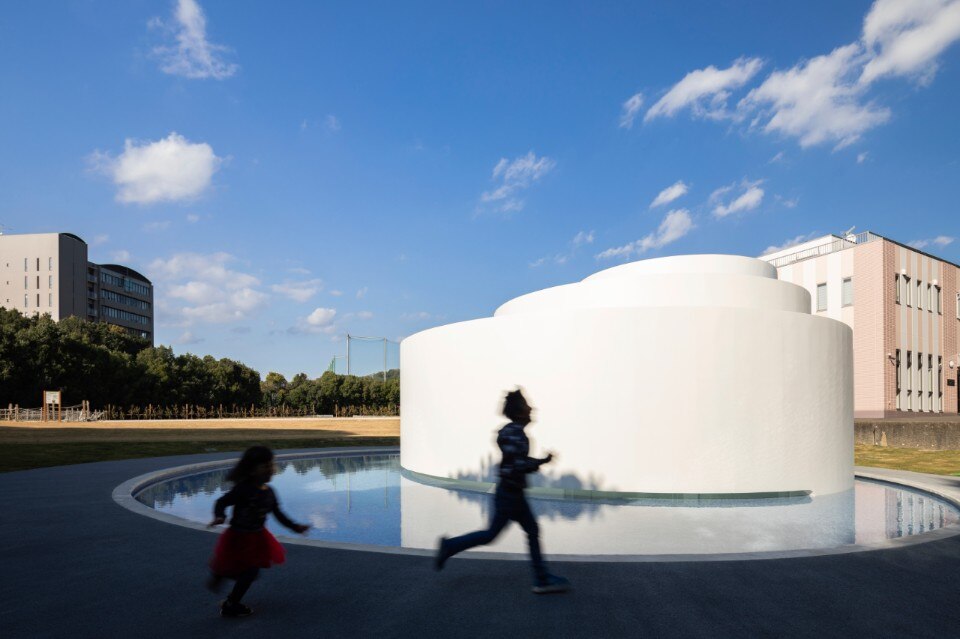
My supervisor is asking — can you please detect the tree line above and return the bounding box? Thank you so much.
[0,308,399,417]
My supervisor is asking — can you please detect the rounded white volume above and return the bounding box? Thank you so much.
[401,254,853,497]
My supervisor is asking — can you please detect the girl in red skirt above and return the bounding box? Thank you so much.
[207,446,309,617]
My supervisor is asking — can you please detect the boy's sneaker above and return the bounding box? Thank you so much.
[532,574,571,594]
[220,599,254,618]
[434,536,449,571]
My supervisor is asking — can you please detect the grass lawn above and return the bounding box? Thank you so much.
[0,418,399,473]
[855,444,960,476]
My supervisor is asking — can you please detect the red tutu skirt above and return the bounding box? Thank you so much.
[209,528,286,577]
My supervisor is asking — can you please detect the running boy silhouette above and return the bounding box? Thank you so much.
[434,389,571,594]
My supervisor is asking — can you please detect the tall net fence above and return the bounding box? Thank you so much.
[328,335,400,379]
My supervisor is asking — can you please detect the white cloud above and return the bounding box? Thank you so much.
[186,213,200,223]
[355,287,368,299]
[761,232,819,256]
[152,0,238,80]
[288,266,311,275]
[650,180,689,208]
[307,307,336,327]
[356,311,374,320]
[271,279,324,302]
[857,151,869,163]
[531,230,595,267]
[329,289,343,297]
[909,235,955,249]
[175,330,205,345]
[769,151,786,164]
[860,0,960,85]
[147,252,268,325]
[619,93,644,129]
[572,230,595,247]
[91,234,109,246]
[646,1,960,149]
[776,195,799,209]
[479,151,555,214]
[90,132,221,204]
[712,179,765,218]
[741,44,890,149]
[596,209,694,260]
[645,57,763,122]
[111,250,131,262]
[325,114,341,132]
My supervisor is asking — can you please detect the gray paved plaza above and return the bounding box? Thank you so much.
[3,451,960,638]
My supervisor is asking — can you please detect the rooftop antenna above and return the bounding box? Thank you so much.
[841,225,856,237]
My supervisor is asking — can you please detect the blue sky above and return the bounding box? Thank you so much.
[1,0,958,378]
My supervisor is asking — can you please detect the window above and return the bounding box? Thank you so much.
[905,276,912,306]
[928,355,934,409]
[906,352,913,410]
[896,349,902,410]
[842,277,853,306]
[36,293,39,307]
[23,276,27,290]
[48,257,52,271]
[35,257,39,271]
[956,292,959,319]
[23,257,27,272]
[917,281,923,310]
[35,276,39,289]
[895,274,901,304]
[939,356,943,412]
[23,294,27,308]
[48,275,52,289]
[936,286,942,314]
[919,352,924,408]
[48,293,52,307]
[816,283,827,312]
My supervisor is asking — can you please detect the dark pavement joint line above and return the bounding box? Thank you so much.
[3,450,960,638]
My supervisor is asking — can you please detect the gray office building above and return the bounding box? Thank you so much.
[0,232,154,343]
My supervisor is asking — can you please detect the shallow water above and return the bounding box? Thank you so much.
[135,453,959,555]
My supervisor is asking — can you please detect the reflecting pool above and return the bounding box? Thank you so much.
[135,453,959,555]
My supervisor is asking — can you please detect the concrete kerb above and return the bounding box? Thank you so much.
[112,449,960,564]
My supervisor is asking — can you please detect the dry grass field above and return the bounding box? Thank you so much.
[0,417,399,473]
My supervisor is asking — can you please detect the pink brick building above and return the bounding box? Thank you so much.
[761,232,960,418]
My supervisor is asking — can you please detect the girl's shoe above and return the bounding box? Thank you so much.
[220,600,254,617]
[434,536,449,571]
[532,574,571,594]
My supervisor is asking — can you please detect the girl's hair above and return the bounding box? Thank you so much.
[503,389,529,423]
[226,446,274,483]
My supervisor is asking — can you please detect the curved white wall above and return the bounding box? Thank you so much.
[401,255,853,497]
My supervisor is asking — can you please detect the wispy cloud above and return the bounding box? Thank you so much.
[530,230,595,268]
[909,236,955,250]
[712,179,765,218]
[643,1,960,148]
[650,180,689,208]
[186,213,200,223]
[645,57,763,122]
[619,93,644,128]
[148,252,268,325]
[857,151,869,164]
[151,0,238,80]
[271,279,324,303]
[479,151,555,214]
[355,287,368,299]
[596,209,694,261]
[89,132,221,205]
[761,232,819,256]
[111,249,131,262]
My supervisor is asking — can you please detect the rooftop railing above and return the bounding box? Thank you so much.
[766,231,881,269]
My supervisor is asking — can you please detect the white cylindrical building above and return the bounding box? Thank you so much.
[400,255,853,497]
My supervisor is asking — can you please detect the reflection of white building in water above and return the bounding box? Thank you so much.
[401,255,854,499]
